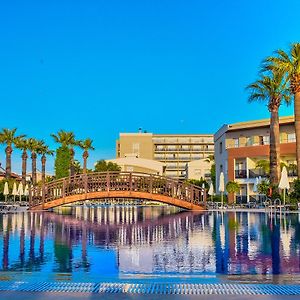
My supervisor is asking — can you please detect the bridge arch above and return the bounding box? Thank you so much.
[29,172,206,211]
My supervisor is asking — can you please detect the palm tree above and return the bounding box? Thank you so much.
[263,43,300,176]
[27,138,44,185]
[37,144,54,186]
[246,70,291,185]
[51,130,78,176]
[0,128,25,178]
[79,139,95,174]
[15,138,30,185]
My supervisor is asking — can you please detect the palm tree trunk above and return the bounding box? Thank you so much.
[5,145,12,179]
[295,92,300,177]
[41,155,46,186]
[21,150,28,185]
[31,152,37,185]
[269,109,280,185]
[83,151,88,174]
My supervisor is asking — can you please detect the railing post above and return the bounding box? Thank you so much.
[106,172,110,192]
[129,172,132,192]
[149,175,153,194]
[84,174,88,199]
[62,179,66,203]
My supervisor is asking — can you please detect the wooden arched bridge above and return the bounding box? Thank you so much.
[29,172,207,211]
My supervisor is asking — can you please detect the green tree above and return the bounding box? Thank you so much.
[51,130,79,177]
[94,160,121,172]
[73,160,82,174]
[257,179,270,195]
[255,159,270,175]
[186,178,209,189]
[263,43,300,176]
[226,181,240,194]
[37,144,54,185]
[15,137,30,185]
[247,70,291,185]
[79,138,95,174]
[27,138,44,185]
[54,146,71,179]
[0,128,25,179]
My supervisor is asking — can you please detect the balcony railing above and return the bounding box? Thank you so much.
[248,169,268,178]
[235,170,247,178]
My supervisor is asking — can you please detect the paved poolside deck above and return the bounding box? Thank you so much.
[0,291,299,300]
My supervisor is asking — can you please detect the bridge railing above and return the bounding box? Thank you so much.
[29,172,206,208]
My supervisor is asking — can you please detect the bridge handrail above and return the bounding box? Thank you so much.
[29,171,206,209]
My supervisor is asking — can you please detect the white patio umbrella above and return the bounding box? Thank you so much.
[17,182,24,201]
[208,182,214,201]
[12,182,18,202]
[3,182,9,202]
[279,166,290,206]
[24,184,29,197]
[219,172,225,207]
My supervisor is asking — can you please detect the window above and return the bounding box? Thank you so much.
[246,136,253,146]
[132,143,139,153]
[263,136,270,145]
[288,133,296,143]
[219,142,223,154]
[233,138,239,148]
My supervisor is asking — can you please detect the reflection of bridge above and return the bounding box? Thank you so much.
[29,172,206,211]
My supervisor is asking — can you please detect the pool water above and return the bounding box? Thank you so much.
[0,206,300,284]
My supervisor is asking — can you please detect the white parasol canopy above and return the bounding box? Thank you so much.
[3,182,9,202]
[279,166,290,205]
[218,172,225,192]
[17,182,24,201]
[24,184,29,197]
[12,182,18,202]
[208,182,214,196]
[3,182,9,196]
[279,166,290,190]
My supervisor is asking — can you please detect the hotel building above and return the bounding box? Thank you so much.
[116,132,214,179]
[214,116,296,203]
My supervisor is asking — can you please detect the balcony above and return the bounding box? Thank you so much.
[288,170,297,177]
[248,169,268,178]
[235,170,247,178]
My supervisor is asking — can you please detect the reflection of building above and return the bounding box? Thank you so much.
[106,157,166,175]
[116,133,214,179]
[185,159,212,181]
[214,116,296,203]
[1,210,300,278]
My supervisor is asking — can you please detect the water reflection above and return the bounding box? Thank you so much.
[0,207,300,282]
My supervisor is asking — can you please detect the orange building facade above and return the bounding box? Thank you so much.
[214,116,296,203]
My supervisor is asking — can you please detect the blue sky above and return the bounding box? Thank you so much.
[0,0,299,174]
